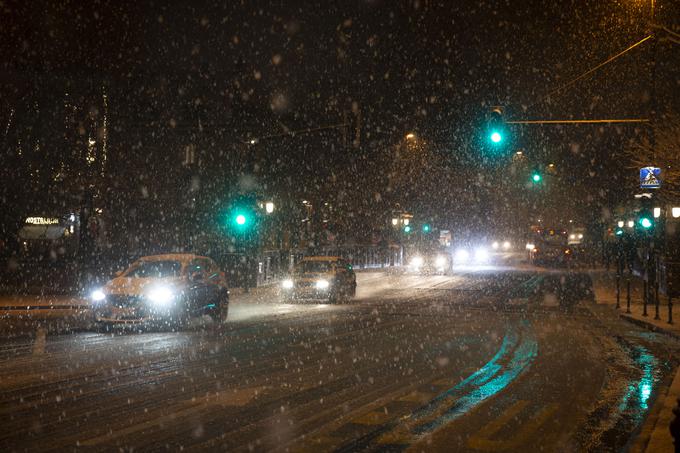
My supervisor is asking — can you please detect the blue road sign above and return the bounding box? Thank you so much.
[640,167,661,189]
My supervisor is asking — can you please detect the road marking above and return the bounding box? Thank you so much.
[398,391,434,404]
[352,410,392,426]
[467,401,559,451]
[78,386,265,446]
[333,324,538,451]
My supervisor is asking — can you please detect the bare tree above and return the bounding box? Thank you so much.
[627,115,680,201]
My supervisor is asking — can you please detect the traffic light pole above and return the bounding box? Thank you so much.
[616,251,622,310]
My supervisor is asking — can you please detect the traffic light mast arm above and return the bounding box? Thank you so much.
[507,118,649,124]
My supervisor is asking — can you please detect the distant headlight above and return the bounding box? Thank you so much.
[410,256,424,268]
[435,255,447,267]
[474,247,489,262]
[569,234,576,240]
[454,249,469,263]
[502,241,511,250]
[491,241,499,250]
[316,279,330,290]
[282,279,294,289]
[526,243,535,251]
[90,289,106,302]
[578,233,583,239]
[147,286,175,306]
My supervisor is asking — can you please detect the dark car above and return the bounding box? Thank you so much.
[281,256,357,302]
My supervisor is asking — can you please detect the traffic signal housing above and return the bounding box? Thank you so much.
[635,208,655,237]
[225,194,259,237]
[485,107,508,151]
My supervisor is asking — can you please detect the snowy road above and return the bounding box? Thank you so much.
[1,268,679,451]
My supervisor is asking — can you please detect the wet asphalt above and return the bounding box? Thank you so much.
[0,269,678,452]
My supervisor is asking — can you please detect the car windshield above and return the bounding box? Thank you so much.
[125,260,182,278]
[294,261,332,274]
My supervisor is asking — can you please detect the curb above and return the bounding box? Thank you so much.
[642,363,680,453]
[618,313,680,341]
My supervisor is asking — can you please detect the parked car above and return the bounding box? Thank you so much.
[281,256,356,302]
[90,254,228,330]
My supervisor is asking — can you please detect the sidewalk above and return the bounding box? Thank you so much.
[590,270,680,452]
[590,270,680,337]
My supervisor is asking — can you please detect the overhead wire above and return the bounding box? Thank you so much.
[517,34,653,117]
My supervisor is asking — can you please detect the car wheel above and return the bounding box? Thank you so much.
[213,291,229,323]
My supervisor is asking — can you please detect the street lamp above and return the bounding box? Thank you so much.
[265,202,275,214]
[405,133,415,140]
[391,218,399,226]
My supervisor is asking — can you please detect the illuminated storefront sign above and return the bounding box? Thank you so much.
[25,217,60,225]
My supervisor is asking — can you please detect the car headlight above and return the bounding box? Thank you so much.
[90,289,106,302]
[454,249,469,263]
[474,247,489,262]
[282,279,294,289]
[315,279,330,290]
[502,241,511,250]
[578,234,583,239]
[492,241,499,250]
[526,243,535,251]
[435,256,447,267]
[410,256,424,268]
[147,286,175,306]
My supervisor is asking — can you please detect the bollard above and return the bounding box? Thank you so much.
[669,295,674,324]
[655,280,660,320]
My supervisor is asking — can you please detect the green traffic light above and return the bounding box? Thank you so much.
[404,225,412,233]
[639,217,653,229]
[490,131,502,143]
[615,228,624,236]
[532,173,542,183]
[235,214,247,226]
[422,224,431,233]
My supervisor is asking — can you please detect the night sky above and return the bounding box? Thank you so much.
[1,0,679,238]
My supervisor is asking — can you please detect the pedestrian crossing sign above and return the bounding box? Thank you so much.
[640,167,661,189]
